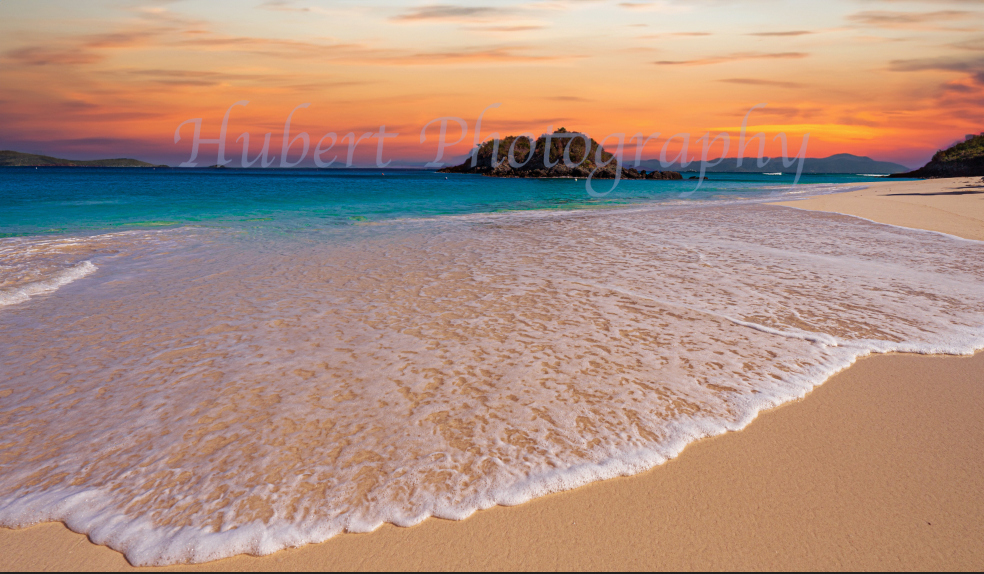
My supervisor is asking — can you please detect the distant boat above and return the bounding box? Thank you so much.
[764,172,782,176]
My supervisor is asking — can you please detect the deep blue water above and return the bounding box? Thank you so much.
[0,167,908,237]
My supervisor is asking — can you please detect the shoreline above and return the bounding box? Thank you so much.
[3,177,983,570]
[5,351,982,571]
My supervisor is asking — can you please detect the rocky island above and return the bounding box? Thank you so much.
[439,128,682,180]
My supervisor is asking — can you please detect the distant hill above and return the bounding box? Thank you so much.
[635,153,910,174]
[890,133,984,178]
[0,150,161,168]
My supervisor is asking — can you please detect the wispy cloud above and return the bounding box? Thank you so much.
[731,106,823,120]
[637,32,711,39]
[748,30,814,37]
[4,31,163,66]
[177,35,373,60]
[176,34,573,65]
[952,36,984,51]
[464,25,547,33]
[548,96,592,102]
[941,80,981,94]
[260,1,312,12]
[889,56,984,73]
[126,4,206,26]
[5,24,570,70]
[719,78,804,89]
[4,47,104,66]
[111,68,284,87]
[386,46,579,65]
[890,56,984,84]
[527,0,610,9]
[655,52,808,66]
[391,5,501,22]
[618,1,690,13]
[847,10,977,29]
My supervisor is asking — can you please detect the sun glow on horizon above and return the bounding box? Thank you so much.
[1,0,982,168]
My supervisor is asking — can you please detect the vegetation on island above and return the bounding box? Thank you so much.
[438,128,682,180]
[891,133,984,178]
[932,133,984,163]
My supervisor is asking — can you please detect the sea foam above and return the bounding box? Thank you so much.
[0,203,982,565]
[0,230,183,308]
[0,260,97,307]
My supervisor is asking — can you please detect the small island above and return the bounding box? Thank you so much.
[439,128,682,180]
[0,150,162,168]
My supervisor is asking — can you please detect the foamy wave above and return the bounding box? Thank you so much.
[0,261,97,307]
[1,204,983,566]
[0,228,204,310]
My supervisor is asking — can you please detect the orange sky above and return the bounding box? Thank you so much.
[1,0,982,168]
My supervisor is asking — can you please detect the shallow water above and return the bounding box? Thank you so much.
[0,167,883,237]
[1,170,981,565]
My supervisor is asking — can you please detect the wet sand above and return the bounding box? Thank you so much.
[3,177,983,571]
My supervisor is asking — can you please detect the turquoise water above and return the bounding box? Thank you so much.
[0,167,899,236]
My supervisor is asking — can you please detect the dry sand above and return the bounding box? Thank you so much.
[3,177,983,571]
[773,176,984,241]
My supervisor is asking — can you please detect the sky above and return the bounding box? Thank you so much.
[1,0,982,168]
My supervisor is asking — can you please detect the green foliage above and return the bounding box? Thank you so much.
[932,133,984,163]
[476,130,613,169]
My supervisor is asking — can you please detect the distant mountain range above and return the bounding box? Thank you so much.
[890,133,984,178]
[0,148,913,174]
[634,153,910,174]
[0,150,160,168]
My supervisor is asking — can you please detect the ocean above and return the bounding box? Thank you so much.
[1,168,982,565]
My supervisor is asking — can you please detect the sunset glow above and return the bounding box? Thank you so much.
[2,0,982,167]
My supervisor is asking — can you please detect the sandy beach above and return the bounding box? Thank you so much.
[775,177,984,241]
[3,177,983,571]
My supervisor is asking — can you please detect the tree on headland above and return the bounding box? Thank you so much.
[892,133,984,178]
